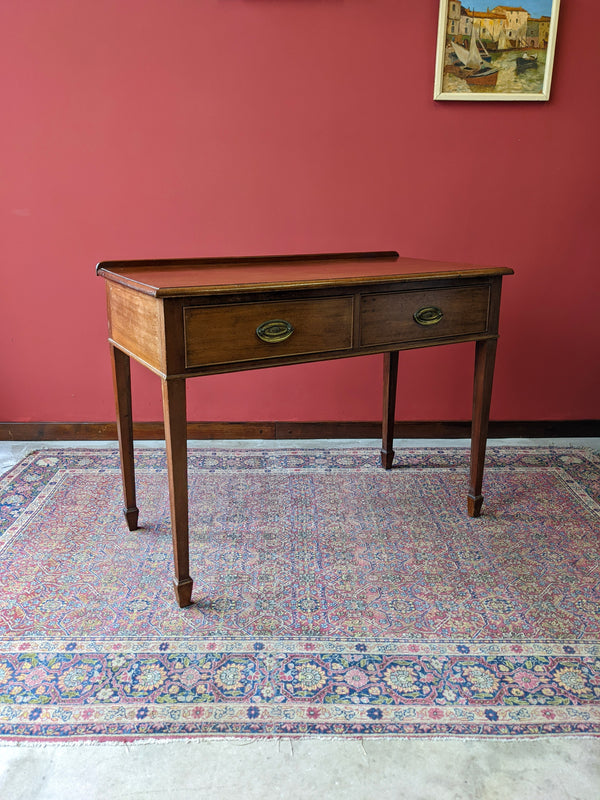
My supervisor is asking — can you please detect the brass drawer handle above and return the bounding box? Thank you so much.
[256,319,295,343]
[414,306,443,326]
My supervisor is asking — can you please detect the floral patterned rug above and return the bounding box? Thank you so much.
[0,446,598,741]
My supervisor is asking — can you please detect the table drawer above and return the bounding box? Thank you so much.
[360,285,490,347]
[184,296,354,368]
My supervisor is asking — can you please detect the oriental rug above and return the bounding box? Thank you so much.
[0,446,598,741]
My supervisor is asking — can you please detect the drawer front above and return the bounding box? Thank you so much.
[360,285,490,347]
[184,296,354,368]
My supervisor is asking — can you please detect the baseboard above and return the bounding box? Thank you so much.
[0,420,598,441]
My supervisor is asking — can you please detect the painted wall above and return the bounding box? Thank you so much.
[1,0,598,425]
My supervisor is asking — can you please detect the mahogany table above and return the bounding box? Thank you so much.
[97,251,513,607]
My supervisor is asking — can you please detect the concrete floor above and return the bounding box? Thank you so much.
[1,439,599,800]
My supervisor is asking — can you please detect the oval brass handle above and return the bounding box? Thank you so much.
[256,319,295,343]
[413,306,443,326]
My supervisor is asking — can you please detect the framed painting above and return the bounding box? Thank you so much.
[434,1,560,101]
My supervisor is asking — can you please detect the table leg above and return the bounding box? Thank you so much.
[468,338,498,517]
[381,351,399,470]
[110,344,139,531]
[161,377,193,607]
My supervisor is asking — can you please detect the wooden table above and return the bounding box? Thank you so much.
[97,251,513,607]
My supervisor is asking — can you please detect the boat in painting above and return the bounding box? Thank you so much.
[477,39,493,63]
[447,24,499,87]
[450,39,491,65]
[516,52,538,72]
[465,66,500,86]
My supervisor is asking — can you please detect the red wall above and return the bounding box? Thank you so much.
[1,0,598,425]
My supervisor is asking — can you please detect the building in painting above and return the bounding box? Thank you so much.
[444,4,550,52]
[446,1,462,37]
[492,6,529,45]
[492,5,529,30]
[459,7,473,38]
[538,16,551,47]
[525,18,539,48]
[471,9,508,48]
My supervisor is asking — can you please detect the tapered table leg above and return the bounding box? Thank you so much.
[381,351,399,470]
[110,345,139,531]
[468,338,498,517]
[161,377,193,607]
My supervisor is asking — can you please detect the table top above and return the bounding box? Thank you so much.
[96,251,514,297]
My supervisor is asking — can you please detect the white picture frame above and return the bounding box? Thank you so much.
[433,0,560,101]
